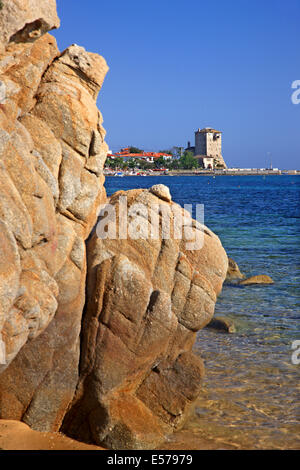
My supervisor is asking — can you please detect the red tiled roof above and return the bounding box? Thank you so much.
[110,151,169,159]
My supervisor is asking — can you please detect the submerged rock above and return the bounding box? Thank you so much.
[239,275,274,286]
[206,316,236,334]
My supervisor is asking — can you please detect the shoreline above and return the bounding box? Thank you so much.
[0,419,237,450]
[104,169,300,177]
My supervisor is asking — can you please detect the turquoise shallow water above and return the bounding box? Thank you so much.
[105,175,300,449]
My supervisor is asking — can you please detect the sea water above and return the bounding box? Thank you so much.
[105,175,300,449]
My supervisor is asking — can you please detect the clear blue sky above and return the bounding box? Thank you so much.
[53,0,300,169]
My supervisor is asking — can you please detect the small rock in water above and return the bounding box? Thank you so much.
[226,257,245,281]
[206,316,236,334]
[149,184,172,202]
[239,275,274,286]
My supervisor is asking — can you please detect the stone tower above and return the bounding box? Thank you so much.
[194,127,227,168]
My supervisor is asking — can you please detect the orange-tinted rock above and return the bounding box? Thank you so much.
[62,186,228,449]
[0,0,60,52]
[226,257,245,281]
[0,34,59,114]
[239,274,274,286]
[0,0,109,430]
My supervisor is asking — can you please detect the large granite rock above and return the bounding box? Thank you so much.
[0,0,108,431]
[62,186,228,449]
[0,0,60,52]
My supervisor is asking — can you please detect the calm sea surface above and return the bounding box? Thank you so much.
[105,175,300,449]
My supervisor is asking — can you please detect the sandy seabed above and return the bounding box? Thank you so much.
[0,420,103,451]
[0,419,236,451]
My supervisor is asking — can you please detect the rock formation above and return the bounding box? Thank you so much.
[239,275,274,286]
[226,257,245,281]
[206,316,236,334]
[62,187,228,449]
[0,0,108,431]
[0,0,228,449]
[0,0,60,53]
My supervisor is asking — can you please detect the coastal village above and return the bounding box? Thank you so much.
[105,127,227,172]
[104,127,290,176]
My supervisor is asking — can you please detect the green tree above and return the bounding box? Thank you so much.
[105,157,125,169]
[105,157,115,168]
[179,151,198,169]
[128,158,137,169]
[139,159,154,170]
[169,159,180,170]
[118,158,128,169]
[154,156,166,168]
[129,146,143,154]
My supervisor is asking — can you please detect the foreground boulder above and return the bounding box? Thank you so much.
[62,186,228,449]
[0,1,108,431]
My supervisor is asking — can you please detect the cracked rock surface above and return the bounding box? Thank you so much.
[62,188,227,449]
[0,0,108,431]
